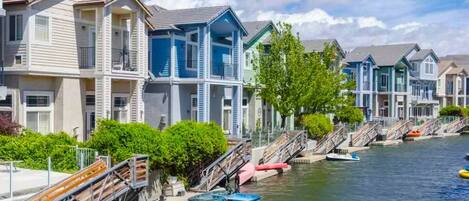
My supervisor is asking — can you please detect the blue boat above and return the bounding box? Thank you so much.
[188,191,261,201]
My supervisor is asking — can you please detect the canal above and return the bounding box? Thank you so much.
[242,135,469,201]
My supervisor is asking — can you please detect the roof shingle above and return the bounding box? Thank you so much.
[242,21,272,44]
[348,43,418,66]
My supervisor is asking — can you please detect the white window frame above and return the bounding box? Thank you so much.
[23,91,54,134]
[242,97,249,128]
[185,31,198,71]
[221,97,232,133]
[0,92,15,121]
[33,14,52,44]
[7,12,24,44]
[424,57,434,74]
[380,73,388,88]
[190,94,197,121]
[112,93,130,123]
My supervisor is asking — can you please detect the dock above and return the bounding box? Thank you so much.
[251,165,292,182]
[369,140,402,146]
[290,154,326,164]
[403,135,433,141]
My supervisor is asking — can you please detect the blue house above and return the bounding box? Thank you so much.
[344,53,377,121]
[144,6,247,137]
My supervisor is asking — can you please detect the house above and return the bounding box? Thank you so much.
[437,60,468,107]
[0,0,5,101]
[348,43,419,120]
[302,39,346,67]
[344,52,377,121]
[439,55,469,105]
[0,0,151,140]
[144,6,247,137]
[408,49,439,119]
[241,20,294,131]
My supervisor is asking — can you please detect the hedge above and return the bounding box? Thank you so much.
[334,106,364,124]
[301,114,333,138]
[439,105,464,117]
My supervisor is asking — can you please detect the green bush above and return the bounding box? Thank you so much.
[334,106,364,124]
[85,120,168,169]
[301,114,333,138]
[439,105,464,117]
[0,130,79,172]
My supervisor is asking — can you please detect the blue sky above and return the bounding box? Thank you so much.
[146,0,469,56]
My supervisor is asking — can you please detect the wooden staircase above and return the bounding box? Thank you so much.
[416,118,441,136]
[351,123,381,147]
[29,155,149,201]
[191,139,252,192]
[313,126,347,154]
[386,120,413,140]
[441,118,468,133]
[260,131,308,164]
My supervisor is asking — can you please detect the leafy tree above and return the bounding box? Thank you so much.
[254,22,311,127]
[334,106,364,124]
[439,105,464,117]
[301,114,333,138]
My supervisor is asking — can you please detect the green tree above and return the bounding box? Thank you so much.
[439,105,464,117]
[334,105,364,124]
[254,22,311,127]
[301,114,333,138]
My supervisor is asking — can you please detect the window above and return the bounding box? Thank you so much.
[186,32,198,70]
[380,74,388,87]
[86,95,95,106]
[24,92,53,134]
[112,95,128,123]
[222,98,232,132]
[242,97,248,129]
[191,94,197,121]
[15,55,22,65]
[0,94,13,121]
[425,58,434,74]
[245,52,251,69]
[9,14,23,41]
[35,15,50,42]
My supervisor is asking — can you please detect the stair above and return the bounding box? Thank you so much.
[386,120,413,140]
[441,118,468,133]
[191,139,252,192]
[313,126,347,154]
[417,119,441,136]
[260,131,308,164]
[29,155,149,201]
[351,123,381,147]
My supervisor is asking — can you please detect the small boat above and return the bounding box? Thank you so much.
[326,153,360,161]
[188,191,261,201]
[406,130,422,138]
[255,163,288,171]
[459,166,469,179]
[224,193,261,201]
[238,163,255,185]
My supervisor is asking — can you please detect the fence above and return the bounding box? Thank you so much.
[68,145,99,170]
[242,128,286,148]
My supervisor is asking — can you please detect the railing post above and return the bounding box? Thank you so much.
[9,162,13,201]
[80,152,84,170]
[48,157,51,187]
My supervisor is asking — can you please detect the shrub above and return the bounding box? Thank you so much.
[334,106,364,124]
[301,114,333,138]
[0,130,79,172]
[162,121,228,177]
[85,119,168,169]
[439,105,464,117]
[0,113,21,136]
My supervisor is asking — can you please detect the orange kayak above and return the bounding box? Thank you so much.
[407,130,422,137]
[255,163,288,171]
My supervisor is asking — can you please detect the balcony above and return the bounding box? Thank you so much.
[112,48,137,72]
[395,84,406,92]
[446,86,454,95]
[211,62,238,80]
[362,81,370,91]
[79,47,96,69]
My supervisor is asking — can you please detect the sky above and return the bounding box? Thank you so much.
[145,0,469,56]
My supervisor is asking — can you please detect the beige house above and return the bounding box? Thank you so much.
[437,60,468,107]
[0,0,152,141]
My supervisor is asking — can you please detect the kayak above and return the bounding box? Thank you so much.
[326,153,360,161]
[255,163,288,171]
[406,130,422,138]
[224,193,261,201]
[459,169,469,179]
[238,163,255,185]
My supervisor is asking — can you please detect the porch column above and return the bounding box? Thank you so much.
[198,26,210,79]
[390,69,395,118]
[232,30,242,80]
[170,84,181,124]
[130,80,144,122]
[232,85,242,137]
[197,83,210,122]
[95,76,112,120]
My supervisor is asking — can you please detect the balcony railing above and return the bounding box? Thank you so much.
[79,47,96,69]
[396,84,406,92]
[112,48,137,72]
[212,62,237,80]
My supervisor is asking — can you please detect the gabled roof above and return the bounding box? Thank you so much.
[242,21,274,45]
[438,60,468,76]
[410,49,439,62]
[440,55,469,75]
[302,39,345,58]
[350,43,419,67]
[345,51,376,65]
[147,5,247,35]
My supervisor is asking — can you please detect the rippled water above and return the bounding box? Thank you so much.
[242,135,469,201]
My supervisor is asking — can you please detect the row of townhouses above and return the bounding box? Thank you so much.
[0,1,468,141]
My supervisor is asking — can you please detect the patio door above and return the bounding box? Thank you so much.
[88,27,96,67]
[222,98,232,133]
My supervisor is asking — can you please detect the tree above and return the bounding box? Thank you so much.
[301,43,355,114]
[334,105,364,124]
[254,22,311,128]
[301,114,333,138]
[439,105,464,117]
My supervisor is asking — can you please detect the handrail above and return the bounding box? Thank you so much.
[313,126,347,154]
[274,131,308,163]
[351,123,381,147]
[417,119,441,136]
[386,120,413,140]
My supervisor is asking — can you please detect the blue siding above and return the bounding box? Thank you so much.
[151,38,171,77]
[212,45,231,76]
[174,40,197,78]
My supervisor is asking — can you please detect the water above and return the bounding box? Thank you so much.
[242,135,469,201]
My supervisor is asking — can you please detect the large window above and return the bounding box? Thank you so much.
[0,94,13,121]
[112,95,129,123]
[24,92,53,134]
[425,58,434,74]
[35,15,50,42]
[186,32,198,70]
[380,74,388,88]
[9,14,23,41]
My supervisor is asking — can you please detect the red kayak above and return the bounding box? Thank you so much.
[255,163,288,171]
[238,163,255,185]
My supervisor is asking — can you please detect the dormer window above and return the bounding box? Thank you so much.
[186,31,198,70]
[424,58,434,74]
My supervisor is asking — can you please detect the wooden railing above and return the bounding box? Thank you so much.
[313,126,347,154]
[351,123,381,147]
[386,120,413,140]
[260,131,308,164]
[191,139,251,192]
[418,119,441,136]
